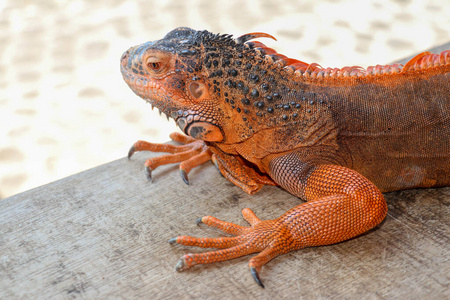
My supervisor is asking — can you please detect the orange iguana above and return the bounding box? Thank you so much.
[121,27,450,287]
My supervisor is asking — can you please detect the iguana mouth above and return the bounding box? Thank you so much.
[122,66,221,140]
[121,67,173,118]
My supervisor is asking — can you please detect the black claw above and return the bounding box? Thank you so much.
[250,267,265,288]
[180,169,190,185]
[145,166,153,182]
[128,144,136,159]
[168,237,178,244]
[211,156,224,177]
[196,217,203,226]
[175,257,187,272]
[212,156,220,170]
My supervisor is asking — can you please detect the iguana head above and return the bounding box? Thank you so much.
[121,27,313,144]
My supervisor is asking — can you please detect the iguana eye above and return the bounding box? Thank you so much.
[148,62,160,70]
[146,56,163,72]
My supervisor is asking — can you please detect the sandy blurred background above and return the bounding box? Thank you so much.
[0,0,449,199]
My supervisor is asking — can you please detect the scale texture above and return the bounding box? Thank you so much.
[122,27,449,287]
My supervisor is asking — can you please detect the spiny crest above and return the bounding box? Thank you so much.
[160,27,277,55]
[194,30,276,48]
[243,40,450,78]
[162,28,449,78]
[161,27,238,51]
[196,30,236,47]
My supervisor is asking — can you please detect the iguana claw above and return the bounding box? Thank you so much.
[174,254,192,272]
[250,266,265,288]
[145,166,153,182]
[180,169,189,185]
[128,144,136,159]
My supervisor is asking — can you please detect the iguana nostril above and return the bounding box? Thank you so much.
[121,51,129,67]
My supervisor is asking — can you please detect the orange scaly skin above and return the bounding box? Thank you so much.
[121,27,450,287]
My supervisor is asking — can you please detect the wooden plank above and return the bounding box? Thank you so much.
[1,149,449,299]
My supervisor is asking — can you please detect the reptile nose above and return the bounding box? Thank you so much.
[121,50,130,68]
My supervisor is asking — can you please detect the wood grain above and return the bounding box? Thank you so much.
[1,149,448,299]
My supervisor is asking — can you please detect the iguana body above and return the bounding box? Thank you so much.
[121,27,450,287]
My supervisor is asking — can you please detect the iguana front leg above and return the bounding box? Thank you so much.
[128,132,212,184]
[129,133,276,192]
[169,153,388,287]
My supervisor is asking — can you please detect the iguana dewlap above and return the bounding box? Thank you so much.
[121,27,450,287]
